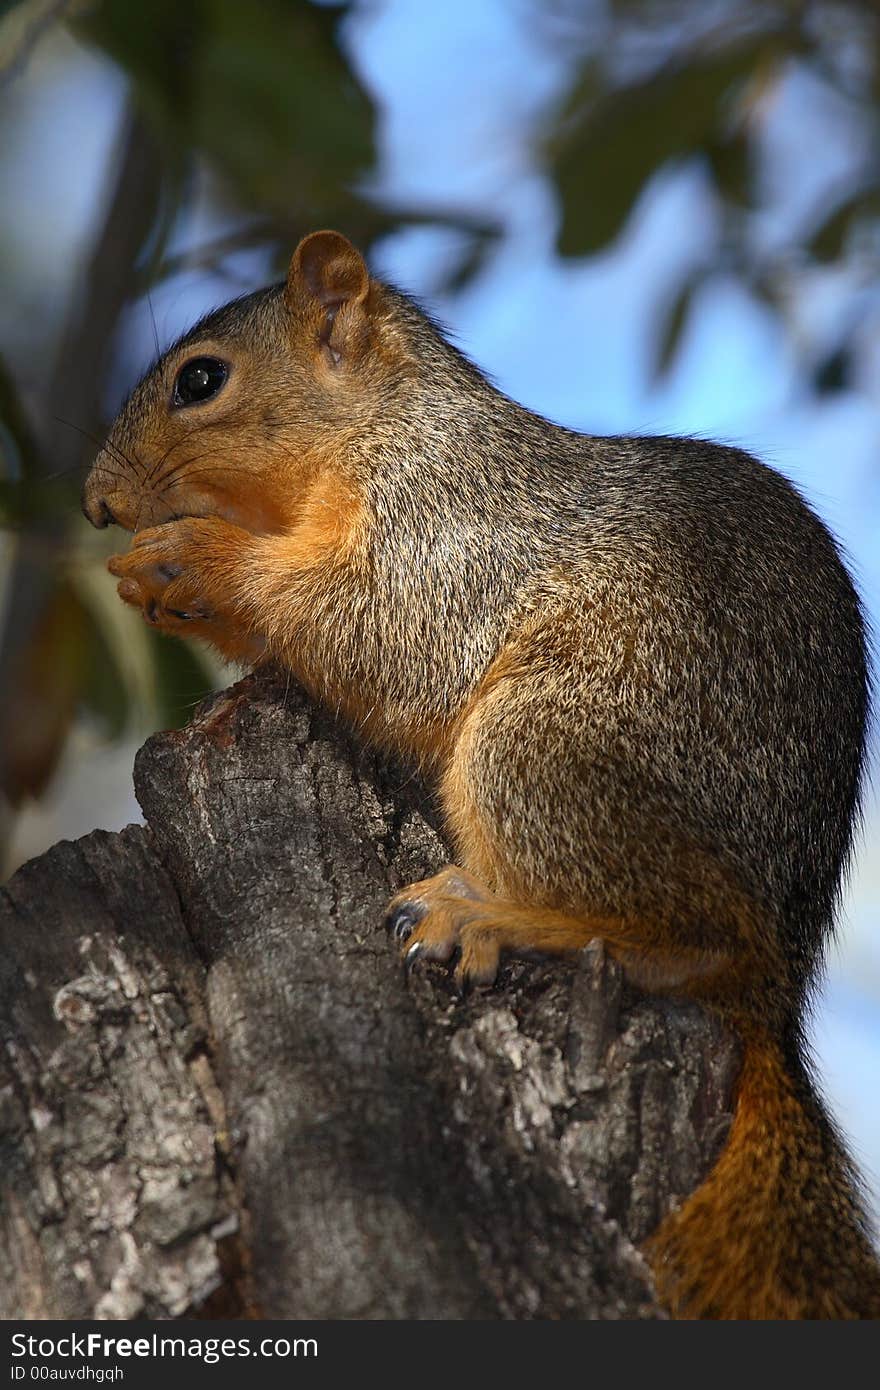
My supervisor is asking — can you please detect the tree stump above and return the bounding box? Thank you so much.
[0,669,739,1319]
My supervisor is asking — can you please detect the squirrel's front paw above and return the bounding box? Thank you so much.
[108,517,250,632]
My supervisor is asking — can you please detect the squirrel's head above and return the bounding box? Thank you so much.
[83,230,407,535]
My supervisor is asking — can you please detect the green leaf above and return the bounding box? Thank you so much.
[146,626,216,731]
[808,189,880,263]
[0,476,81,527]
[706,129,752,208]
[550,37,774,256]
[0,348,41,481]
[435,230,497,296]
[652,270,708,380]
[78,589,131,739]
[1,583,87,804]
[76,0,376,221]
[813,343,852,395]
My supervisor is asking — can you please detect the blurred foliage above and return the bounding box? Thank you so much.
[76,0,375,222]
[551,36,769,252]
[0,0,402,823]
[1,0,879,843]
[546,0,880,386]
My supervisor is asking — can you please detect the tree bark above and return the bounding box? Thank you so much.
[0,668,740,1320]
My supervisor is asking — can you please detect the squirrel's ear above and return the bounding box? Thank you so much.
[287,230,369,311]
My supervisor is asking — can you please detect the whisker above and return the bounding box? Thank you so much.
[154,462,250,496]
[142,421,220,489]
[147,292,161,361]
[140,432,185,491]
[52,416,105,451]
[39,462,89,482]
[86,457,134,484]
[53,415,141,479]
[104,440,141,478]
[56,417,135,472]
[150,449,219,494]
[76,459,139,493]
[161,464,244,483]
[107,436,151,482]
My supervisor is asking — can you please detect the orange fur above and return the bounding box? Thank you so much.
[648,1033,880,1318]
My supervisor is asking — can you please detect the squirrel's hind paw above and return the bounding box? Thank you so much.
[383,865,502,990]
[384,866,608,991]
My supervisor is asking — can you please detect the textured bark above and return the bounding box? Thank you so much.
[0,669,740,1319]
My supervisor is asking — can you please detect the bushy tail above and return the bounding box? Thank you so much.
[647,1031,880,1318]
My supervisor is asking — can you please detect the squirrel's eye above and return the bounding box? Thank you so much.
[173,357,228,407]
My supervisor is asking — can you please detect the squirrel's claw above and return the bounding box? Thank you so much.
[404,941,424,975]
[384,902,425,943]
[453,970,472,1000]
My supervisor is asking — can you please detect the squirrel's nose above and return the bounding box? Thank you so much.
[81,492,118,528]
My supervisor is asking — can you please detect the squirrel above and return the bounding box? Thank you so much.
[82,229,880,1319]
